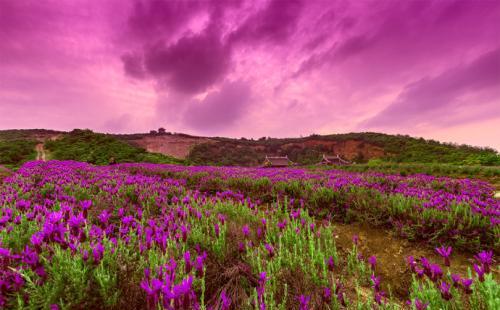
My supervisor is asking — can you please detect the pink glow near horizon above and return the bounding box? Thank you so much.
[0,0,499,150]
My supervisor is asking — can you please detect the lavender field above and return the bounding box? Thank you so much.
[0,161,498,309]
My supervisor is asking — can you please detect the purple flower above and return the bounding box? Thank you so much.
[277,220,287,231]
[473,264,485,282]
[238,242,246,253]
[461,278,473,294]
[82,250,89,262]
[195,252,207,277]
[435,246,452,266]
[220,289,231,310]
[80,200,92,211]
[140,277,162,305]
[257,227,264,239]
[334,281,346,306]
[22,246,39,266]
[371,274,381,292]
[407,256,417,272]
[180,225,189,242]
[474,250,493,273]
[414,298,429,310]
[30,232,44,249]
[121,215,134,226]
[172,276,193,298]
[420,257,431,273]
[429,264,443,282]
[68,213,85,231]
[374,290,386,305]
[242,224,250,237]
[257,272,267,309]
[259,272,267,284]
[352,235,359,245]
[439,281,452,301]
[298,295,310,310]
[92,242,104,264]
[218,214,226,225]
[265,243,275,258]
[368,255,377,271]
[34,265,47,280]
[322,287,331,304]
[327,256,335,272]
[415,267,425,278]
[98,210,110,224]
[214,223,220,238]
[451,274,461,287]
[184,251,192,273]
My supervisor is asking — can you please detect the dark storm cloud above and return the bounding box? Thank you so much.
[142,29,231,94]
[121,0,306,95]
[120,0,244,94]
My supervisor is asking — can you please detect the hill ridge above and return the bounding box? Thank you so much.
[1,129,499,167]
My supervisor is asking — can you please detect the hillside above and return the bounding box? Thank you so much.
[1,129,499,167]
[187,132,500,166]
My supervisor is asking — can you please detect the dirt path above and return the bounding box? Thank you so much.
[35,143,46,161]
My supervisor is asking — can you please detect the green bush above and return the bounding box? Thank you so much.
[0,139,37,166]
[45,129,184,165]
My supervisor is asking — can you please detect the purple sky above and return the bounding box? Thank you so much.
[1,0,499,150]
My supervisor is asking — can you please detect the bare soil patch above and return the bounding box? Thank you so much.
[128,135,214,159]
[332,221,498,300]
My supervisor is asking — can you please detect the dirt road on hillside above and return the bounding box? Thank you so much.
[36,143,46,161]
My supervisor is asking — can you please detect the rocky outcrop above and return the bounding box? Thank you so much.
[282,139,385,161]
[127,134,214,159]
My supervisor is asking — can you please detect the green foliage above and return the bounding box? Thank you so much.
[471,273,500,309]
[0,139,37,166]
[18,246,93,309]
[45,129,184,165]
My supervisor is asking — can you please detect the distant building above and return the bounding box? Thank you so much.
[317,154,351,166]
[263,155,294,167]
